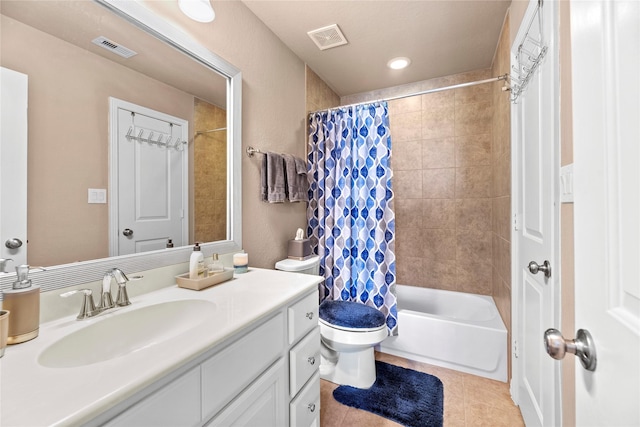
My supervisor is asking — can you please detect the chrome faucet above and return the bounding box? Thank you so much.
[102,268,131,308]
[62,268,139,320]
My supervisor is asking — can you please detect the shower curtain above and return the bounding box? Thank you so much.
[307,102,398,335]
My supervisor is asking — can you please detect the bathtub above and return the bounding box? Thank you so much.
[377,285,508,382]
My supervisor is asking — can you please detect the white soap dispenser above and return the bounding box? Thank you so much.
[189,243,205,279]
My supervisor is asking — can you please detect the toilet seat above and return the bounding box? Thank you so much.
[319,300,386,331]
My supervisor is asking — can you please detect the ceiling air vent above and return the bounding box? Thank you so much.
[307,24,348,51]
[91,36,137,59]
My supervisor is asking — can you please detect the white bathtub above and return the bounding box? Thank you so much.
[377,285,508,382]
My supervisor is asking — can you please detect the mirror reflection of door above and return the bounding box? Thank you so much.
[109,98,188,256]
[0,67,28,266]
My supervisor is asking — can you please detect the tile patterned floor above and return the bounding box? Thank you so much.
[320,352,525,427]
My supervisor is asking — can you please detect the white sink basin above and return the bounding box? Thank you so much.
[39,299,216,368]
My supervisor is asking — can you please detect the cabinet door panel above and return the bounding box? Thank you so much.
[206,360,286,427]
[105,367,200,427]
[201,313,284,419]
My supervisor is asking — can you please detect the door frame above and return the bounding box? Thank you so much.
[0,67,28,266]
[108,97,189,256]
[510,0,562,423]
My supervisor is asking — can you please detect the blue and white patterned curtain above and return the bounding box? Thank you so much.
[307,102,397,335]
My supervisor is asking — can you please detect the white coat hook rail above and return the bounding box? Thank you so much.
[124,126,187,151]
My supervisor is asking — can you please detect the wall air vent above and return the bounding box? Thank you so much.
[91,36,137,59]
[307,24,348,51]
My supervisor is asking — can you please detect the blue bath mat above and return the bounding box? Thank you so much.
[332,361,444,427]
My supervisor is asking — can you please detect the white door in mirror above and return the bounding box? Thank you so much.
[0,67,28,266]
[110,98,188,256]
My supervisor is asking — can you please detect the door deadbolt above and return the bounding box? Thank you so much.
[528,260,551,278]
[544,328,597,371]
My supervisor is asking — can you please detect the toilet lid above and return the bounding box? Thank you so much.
[319,300,386,330]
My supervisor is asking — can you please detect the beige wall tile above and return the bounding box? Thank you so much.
[456,198,492,231]
[390,111,422,141]
[423,199,456,229]
[395,198,423,229]
[423,258,457,290]
[396,256,425,286]
[424,229,457,260]
[395,227,425,258]
[422,105,455,140]
[455,101,493,136]
[457,229,492,263]
[393,170,423,199]
[456,166,492,198]
[389,96,422,115]
[392,139,422,170]
[423,137,455,169]
[423,168,455,198]
[455,83,492,106]
[455,134,492,167]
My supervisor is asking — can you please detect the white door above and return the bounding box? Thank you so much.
[0,67,28,268]
[511,1,560,426]
[109,98,188,256]
[571,1,640,425]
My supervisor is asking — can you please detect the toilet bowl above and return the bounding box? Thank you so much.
[275,256,388,389]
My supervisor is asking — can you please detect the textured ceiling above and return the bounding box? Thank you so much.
[242,0,511,97]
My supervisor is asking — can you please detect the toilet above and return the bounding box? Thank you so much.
[275,256,388,389]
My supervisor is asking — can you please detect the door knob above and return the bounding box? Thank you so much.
[122,228,134,237]
[544,328,597,371]
[528,260,551,278]
[5,238,23,249]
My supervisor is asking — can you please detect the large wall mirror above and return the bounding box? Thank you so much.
[0,0,242,293]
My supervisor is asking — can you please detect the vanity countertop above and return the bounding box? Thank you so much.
[0,268,322,427]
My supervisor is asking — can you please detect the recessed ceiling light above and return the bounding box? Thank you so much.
[178,0,215,23]
[387,57,411,70]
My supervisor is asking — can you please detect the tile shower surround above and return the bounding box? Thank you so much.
[390,69,496,295]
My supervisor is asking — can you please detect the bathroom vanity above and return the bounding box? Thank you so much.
[0,268,323,427]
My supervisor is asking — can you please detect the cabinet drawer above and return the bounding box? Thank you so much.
[288,292,318,345]
[105,367,201,427]
[289,327,320,398]
[290,372,320,427]
[201,312,284,419]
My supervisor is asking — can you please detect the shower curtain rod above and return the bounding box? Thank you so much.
[310,74,509,115]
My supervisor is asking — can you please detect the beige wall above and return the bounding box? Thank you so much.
[559,0,576,425]
[1,15,195,266]
[491,11,513,380]
[141,1,308,268]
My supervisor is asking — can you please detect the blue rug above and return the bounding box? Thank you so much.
[332,361,444,427]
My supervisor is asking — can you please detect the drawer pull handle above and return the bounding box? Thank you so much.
[308,403,316,413]
[307,356,316,366]
[306,312,314,320]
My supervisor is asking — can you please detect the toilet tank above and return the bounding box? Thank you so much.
[274,256,320,275]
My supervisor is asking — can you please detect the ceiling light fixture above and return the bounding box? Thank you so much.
[178,0,215,23]
[387,57,411,70]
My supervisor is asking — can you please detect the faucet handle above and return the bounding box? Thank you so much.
[61,289,102,320]
[0,258,13,274]
[115,274,142,307]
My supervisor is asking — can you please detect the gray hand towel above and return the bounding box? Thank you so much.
[283,154,309,203]
[262,152,286,203]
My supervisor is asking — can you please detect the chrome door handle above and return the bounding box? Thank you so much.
[544,328,597,371]
[528,260,551,278]
[5,238,23,249]
[122,228,134,237]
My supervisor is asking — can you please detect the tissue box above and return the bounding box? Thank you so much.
[288,239,312,260]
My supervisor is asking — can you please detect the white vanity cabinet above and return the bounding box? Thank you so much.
[101,289,320,427]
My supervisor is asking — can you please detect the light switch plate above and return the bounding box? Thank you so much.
[88,188,107,204]
[560,164,573,203]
